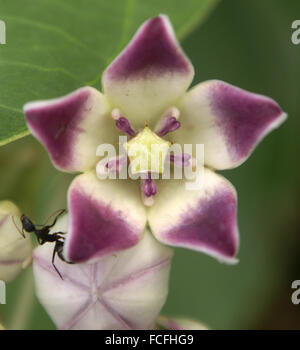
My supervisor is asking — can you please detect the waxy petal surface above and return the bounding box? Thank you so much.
[33,229,173,330]
[148,169,239,263]
[0,201,32,282]
[174,80,287,169]
[65,172,147,263]
[24,87,116,172]
[102,15,194,128]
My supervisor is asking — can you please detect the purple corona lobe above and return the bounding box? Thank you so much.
[170,153,191,167]
[156,117,181,137]
[211,82,283,161]
[106,156,127,173]
[105,16,191,80]
[163,188,238,259]
[115,117,137,137]
[25,89,90,170]
[142,178,157,198]
[67,187,139,262]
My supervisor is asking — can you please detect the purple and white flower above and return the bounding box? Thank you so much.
[24,15,286,265]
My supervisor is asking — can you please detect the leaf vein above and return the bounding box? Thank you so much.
[0,60,83,83]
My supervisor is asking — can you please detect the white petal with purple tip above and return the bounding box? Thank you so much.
[148,169,239,263]
[64,172,147,263]
[24,87,117,172]
[102,15,194,128]
[173,80,287,170]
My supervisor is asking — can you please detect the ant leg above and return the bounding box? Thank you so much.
[37,237,46,245]
[55,240,75,265]
[52,241,64,280]
[57,242,75,264]
[52,232,65,240]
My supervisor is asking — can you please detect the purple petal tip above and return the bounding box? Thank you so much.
[105,15,193,80]
[210,81,286,164]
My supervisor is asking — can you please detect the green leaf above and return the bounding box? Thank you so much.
[0,0,219,146]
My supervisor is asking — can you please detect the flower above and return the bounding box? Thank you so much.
[0,201,32,282]
[33,213,173,330]
[24,15,286,264]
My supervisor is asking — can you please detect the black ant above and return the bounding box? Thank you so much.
[13,209,73,279]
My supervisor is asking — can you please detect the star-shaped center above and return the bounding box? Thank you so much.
[123,126,171,175]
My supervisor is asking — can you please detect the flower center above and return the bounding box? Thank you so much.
[123,126,171,175]
[96,107,192,206]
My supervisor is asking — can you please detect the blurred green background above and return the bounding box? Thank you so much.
[0,0,300,329]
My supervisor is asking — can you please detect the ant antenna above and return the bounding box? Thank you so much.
[36,209,66,227]
[11,216,25,238]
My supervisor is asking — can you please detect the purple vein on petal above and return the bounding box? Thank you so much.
[101,256,171,293]
[33,253,89,291]
[60,299,93,330]
[0,259,24,266]
[99,297,133,330]
[61,295,133,330]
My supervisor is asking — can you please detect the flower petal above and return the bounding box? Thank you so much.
[102,15,194,128]
[0,201,32,282]
[102,231,173,329]
[33,229,172,330]
[24,87,116,172]
[174,80,287,170]
[148,169,239,263]
[64,172,147,263]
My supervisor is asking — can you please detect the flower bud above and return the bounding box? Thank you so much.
[33,214,173,330]
[156,315,208,330]
[0,201,32,282]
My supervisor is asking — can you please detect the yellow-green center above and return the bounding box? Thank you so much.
[123,126,171,175]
